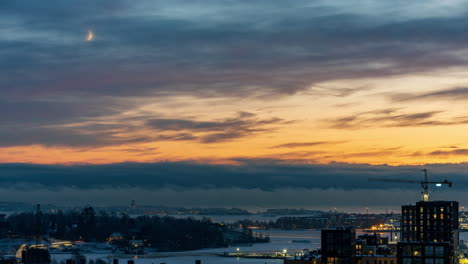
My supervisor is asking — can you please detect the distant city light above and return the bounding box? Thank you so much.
[436,183,442,187]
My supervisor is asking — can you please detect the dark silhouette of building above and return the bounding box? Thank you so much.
[354,233,397,264]
[21,247,50,264]
[398,201,459,264]
[356,233,390,256]
[321,228,355,264]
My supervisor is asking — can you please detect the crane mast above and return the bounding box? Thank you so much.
[422,169,429,202]
[369,169,452,202]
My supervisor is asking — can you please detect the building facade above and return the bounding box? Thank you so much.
[398,201,459,264]
[321,228,356,264]
[397,241,451,264]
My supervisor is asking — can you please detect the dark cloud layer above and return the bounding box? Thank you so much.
[0,187,456,209]
[0,161,467,191]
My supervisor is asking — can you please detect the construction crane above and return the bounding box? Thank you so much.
[369,169,452,202]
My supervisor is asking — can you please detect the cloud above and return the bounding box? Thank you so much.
[392,87,468,102]
[0,110,287,147]
[147,112,289,143]
[2,1,468,101]
[427,149,468,156]
[271,141,342,149]
[0,161,466,191]
[326,109,468,129]
[0,186,457,210]
[0,160,466,208]
[1,1,468,149]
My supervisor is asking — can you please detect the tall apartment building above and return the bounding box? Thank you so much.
[398,201,459,264]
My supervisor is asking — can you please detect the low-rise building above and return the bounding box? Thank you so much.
[127,240,144,254]
[321,228,355,264]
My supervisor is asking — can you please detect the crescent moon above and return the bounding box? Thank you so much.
[86,30,94,41]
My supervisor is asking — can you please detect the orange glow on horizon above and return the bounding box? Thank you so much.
[2,69,468,166]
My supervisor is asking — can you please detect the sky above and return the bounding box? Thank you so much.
[1,0,468,208]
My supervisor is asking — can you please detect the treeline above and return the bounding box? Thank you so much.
[0,207,266,251]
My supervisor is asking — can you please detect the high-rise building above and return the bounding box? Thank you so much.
[401,201,458,243]
[321,228,355,264]
[398,201,459,264]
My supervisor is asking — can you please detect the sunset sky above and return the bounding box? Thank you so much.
[1,1,468,207]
